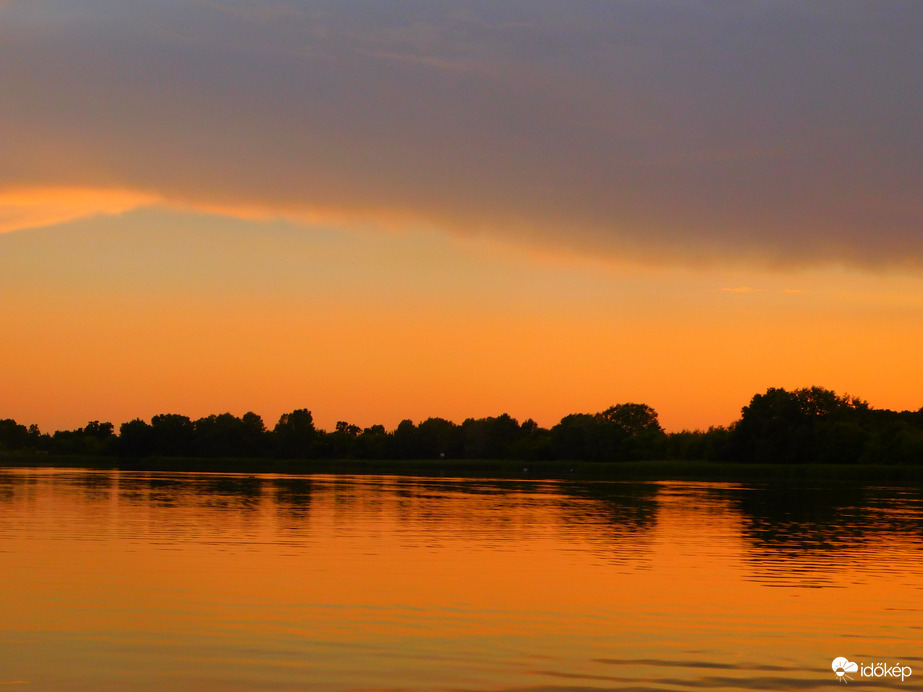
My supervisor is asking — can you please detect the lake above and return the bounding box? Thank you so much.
[0,469,921,690]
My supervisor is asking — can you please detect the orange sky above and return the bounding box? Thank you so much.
[1,3,921,433]
[1,200,922,433]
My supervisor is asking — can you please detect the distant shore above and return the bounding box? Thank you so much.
[2,454,922,482]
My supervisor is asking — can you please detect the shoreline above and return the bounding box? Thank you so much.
[2,454,923,482]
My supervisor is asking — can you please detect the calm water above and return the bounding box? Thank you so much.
[1,469,921,691]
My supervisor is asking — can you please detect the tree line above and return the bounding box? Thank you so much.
[2,387,922,464]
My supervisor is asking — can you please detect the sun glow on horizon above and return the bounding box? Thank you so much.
[2,206,922,435]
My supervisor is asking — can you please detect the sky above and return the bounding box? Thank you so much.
[1,0,922,433]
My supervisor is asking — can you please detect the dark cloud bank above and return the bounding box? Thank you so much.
[1,0,920,269]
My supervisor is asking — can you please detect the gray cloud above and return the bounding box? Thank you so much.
[1,0,921,268]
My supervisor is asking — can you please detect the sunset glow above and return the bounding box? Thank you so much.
[2,1,921,434]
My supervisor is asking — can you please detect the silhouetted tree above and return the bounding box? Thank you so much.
[416,417,463,458]
[318,421,362,458]
[273,409,316,458]
[83,421,114,440]
[552,413,614,461]
[240,412,267,457]
[193,412,264,457]
[462,414,522,458]
[118,418,154,457]
[150,414,196,456]
[392,419,417,458]
[597,403,666,460]
[335,421,361,436]
[357,424,392,459]
[0,418,31,451]
[76,420,115,455]
[53,424,114,455]
[7,384,922,465]
[551,403,666,461]
[730,387,869,463]
[597,403,662,435]
[666,426,732,461]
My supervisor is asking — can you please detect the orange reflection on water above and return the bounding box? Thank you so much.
[1,471,921,691]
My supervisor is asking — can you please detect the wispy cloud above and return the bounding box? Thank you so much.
[721,286,763,294]
[0,1,920,269]
[0,187,159,234]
